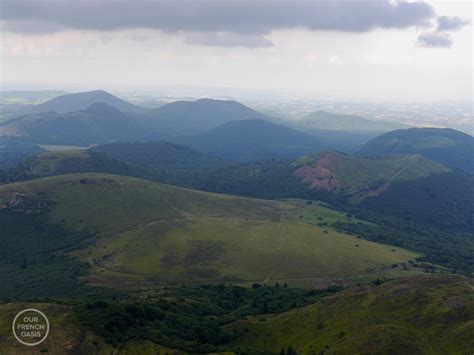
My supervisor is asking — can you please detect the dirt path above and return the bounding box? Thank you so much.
[389,155,420,180]
[357,155,421,200]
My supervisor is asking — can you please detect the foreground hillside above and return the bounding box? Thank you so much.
[0,173,421,299]
[0,275,471,354]
[229,275,474,354]
[359,127,474,173]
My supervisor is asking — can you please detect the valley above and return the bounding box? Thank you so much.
[0,89,472,354]
[2,0,473,351]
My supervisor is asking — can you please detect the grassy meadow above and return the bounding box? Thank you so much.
[0,173,421,289]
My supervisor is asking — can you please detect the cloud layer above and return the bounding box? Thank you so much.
[417,32,453,48]
[415,15,470,48]
[2,0,471,49]
[437,16,470,32]
[2,0,437,47]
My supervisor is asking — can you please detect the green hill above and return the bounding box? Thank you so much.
[0,173,420,298]
[299,111,408,132]
[91,141,233,171]
[292,150,450,197]
[229,275,474,354]
[16,89,140,114]
[191,150,450,201]
[2,149,167,183]
[183,118,327,162]
[146,98,265,136]
[0,103,154,145]
[359,127,474,173]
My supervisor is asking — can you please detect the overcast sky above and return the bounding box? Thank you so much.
[1,0,472,101]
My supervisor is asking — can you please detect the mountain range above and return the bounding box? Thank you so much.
[0,90,377,158]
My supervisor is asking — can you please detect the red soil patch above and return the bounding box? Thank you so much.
[293,152,344,191]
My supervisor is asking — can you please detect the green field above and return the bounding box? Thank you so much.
[0,173,421,288]
[77,215,418,285]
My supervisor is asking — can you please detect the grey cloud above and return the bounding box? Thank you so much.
[1,0,436,48]
[417,32,453,48]
[437,16,470,32]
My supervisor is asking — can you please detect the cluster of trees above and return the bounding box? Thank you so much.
[0,208,100,300]
[361,172,474,234]
[75,283,342,352]
[334,217,473,273]
[0,151,174,184]
[183,159,336,201]
[0,137,44,170]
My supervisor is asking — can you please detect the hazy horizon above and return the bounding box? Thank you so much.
[1,0,472,102]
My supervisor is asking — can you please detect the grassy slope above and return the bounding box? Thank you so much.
[0,173,420,286]
[80,216,417,285]
[228,275,474,354]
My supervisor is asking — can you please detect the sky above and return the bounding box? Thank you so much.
[0,0,472,102]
